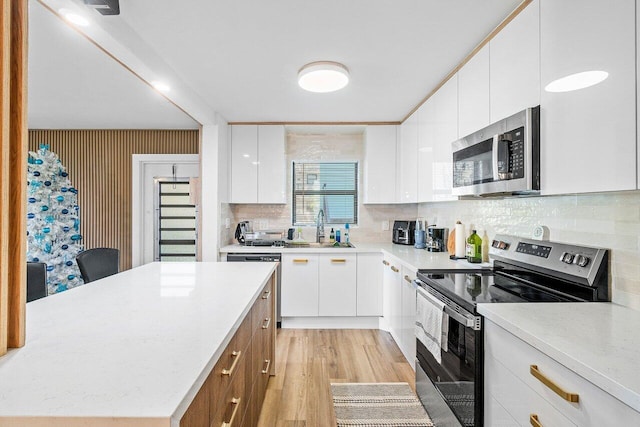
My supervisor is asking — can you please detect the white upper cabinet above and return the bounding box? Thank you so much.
[417,76,457,202]
[490,0,540,122]
[230,124,286,203]
[540,0,636,195]
[417,101,435,202]
[363,125,398,203]
[399,111,418,203]
[458,45,490,138]
[257,125,286,203]
[432,76,458,201]
[230,125,258,203]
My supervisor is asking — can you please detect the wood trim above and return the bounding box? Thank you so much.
[227,121,401,126]
[401,0,533,122]
[0,0,11,356]
[7,0,28,348]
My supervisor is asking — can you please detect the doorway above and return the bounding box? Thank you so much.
[132,154,199,267]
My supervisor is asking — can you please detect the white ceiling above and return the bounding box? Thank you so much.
[28,1,199,129]
[30,0,523,128]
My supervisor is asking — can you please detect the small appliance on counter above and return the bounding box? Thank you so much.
[426,226,448,252]
[243,230,285,247]
[235,221,251,244]
[392,220,416,245]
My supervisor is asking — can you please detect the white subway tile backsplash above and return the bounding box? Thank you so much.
[419,190,640,310]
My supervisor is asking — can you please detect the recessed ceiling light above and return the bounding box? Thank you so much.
[298,61,349,93]
[151,81,171,92]
[59,8,90,27]
[544,71,609,93]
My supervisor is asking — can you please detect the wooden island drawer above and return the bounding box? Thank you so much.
[251,280,273,333]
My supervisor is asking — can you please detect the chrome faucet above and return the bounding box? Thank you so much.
[316,208,325,243]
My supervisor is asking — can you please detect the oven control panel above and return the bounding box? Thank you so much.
[515,242,551,258]
[489,234,607,287]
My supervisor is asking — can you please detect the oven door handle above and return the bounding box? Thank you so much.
[415,282,481,330]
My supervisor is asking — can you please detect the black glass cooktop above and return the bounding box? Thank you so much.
[417,269,582,313]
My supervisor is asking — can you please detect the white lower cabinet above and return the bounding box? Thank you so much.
[382,255,402,341]
[281,252,378,319]
[318,254,357,316]
[281,254,319,317]
[356,253,383,316]
[381,255,416,366]
[400,265,417,369]
[485,319,640,426]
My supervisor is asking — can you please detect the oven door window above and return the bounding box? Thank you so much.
[417,315,478,427]
[453,138,495,187]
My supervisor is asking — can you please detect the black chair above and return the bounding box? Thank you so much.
[27,262,47,302]
[76,248,120,283]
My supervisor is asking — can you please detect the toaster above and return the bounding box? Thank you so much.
[392,220,416,245]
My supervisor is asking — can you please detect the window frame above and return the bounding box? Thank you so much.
[291,160,359,226]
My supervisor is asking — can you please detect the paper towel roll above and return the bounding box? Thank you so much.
[455,222,466,258]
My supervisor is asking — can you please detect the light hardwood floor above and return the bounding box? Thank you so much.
[257,329,415,427]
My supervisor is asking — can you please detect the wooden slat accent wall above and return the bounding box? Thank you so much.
[28,130,199,271]
[1,0,28,356]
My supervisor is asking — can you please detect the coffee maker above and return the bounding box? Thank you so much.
[392,220,416,245]
[426,226,448,252]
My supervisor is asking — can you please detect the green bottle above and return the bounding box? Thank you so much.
[466,229,482,263]
[329,228,335,243]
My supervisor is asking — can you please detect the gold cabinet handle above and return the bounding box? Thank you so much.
[262,359,271,374]
[530,365,579,403]
[221,350,242,376]
[262,317,271,329]
[293,259,308,263]
[530,414,542,427]
[221,397,241,427]
[390,266,399,273]
[331,258,346,263]
[404,275,412,283]
[382,260,390,266]
[261,290,271,299]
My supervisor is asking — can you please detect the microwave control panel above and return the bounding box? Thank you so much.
[507,126,525,179]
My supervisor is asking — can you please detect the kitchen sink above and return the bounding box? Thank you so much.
[285,242,355,249]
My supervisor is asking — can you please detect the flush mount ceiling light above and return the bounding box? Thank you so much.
[151,81,171,93]
[544,71,609,93]
[298,61,349,93]
[59,8,90,27]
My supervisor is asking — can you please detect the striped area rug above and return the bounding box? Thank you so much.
[330,382,434,427]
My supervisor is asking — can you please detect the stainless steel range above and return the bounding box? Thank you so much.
[414,234,609,427]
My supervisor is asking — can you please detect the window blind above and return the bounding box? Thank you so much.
[292,162,358,225]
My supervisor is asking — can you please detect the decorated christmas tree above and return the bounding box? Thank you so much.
[27,144,84,295]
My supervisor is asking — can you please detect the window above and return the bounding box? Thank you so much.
[292,162,358,225]
[156,181,197,261]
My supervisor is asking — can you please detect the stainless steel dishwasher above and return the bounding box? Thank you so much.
[226,253,282,327]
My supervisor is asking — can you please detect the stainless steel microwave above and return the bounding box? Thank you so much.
[452,106,540,196]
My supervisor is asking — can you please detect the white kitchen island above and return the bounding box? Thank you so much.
[0,261,278,427]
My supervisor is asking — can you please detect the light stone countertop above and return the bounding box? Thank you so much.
[478,303,640,413]
[220,241,492,271]
[0,262,277,427]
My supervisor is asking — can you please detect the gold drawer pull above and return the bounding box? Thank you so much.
[331,258,346,263]
[390,266,399,273]
[293,259,308,263]
[404,275,412,283]
[262,290,271,299]
[530,365,579,403]
[262,359,271,374]
[262,317,271,329]
[382,260,390,266]
[221,397,241,427]
[221,350,242,376]
[530,414,542,427]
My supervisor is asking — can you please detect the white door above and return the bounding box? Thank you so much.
[132,155,199,267]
